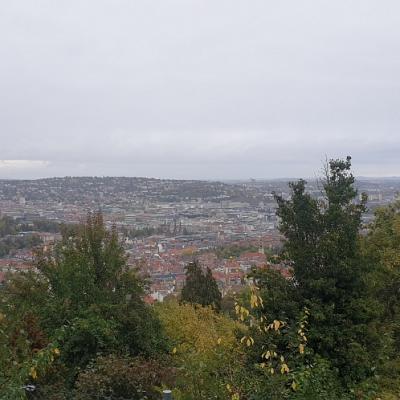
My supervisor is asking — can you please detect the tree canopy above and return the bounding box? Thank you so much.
[0,212,167,398]
[181,261,222,311]
[273,157,384,383]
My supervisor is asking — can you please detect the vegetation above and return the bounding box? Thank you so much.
[0,212,168,398]
[273,157,385,385]
[361,201,400,398]
[0,216,61,237]
[0,216,62,258]
[74,355,174,400]
[0,234,42,257]
[156,300,245,399]
[181,261,222,311]
[121,226,165,239]
[2,158,400,399]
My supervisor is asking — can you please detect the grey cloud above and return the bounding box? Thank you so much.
[0,1,400,179]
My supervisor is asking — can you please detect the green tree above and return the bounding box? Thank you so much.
[0,212,167,396]
[363,201,400,323]
[274,157,384,385]
[181,261,222,311]
[361,201,400,398]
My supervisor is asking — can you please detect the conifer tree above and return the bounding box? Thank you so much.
[181,261,222,310]
[274,157,384,383]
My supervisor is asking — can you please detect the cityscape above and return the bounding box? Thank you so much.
[1,176,399,301]
[2,1,400,397]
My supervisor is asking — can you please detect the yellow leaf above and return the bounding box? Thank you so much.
[291,381,298,391]
[30,367,37,380]
[250,294,258,308]
[172,347,177,354]
[299,344,305,354]
[280,363,290,374]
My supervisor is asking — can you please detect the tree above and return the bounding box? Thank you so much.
[181,261,222,311]
[156,299,245,400]
[233,285,349,400]
[0,212,167,395]
[274,157,384,385]
[363,201,400,323]
[361,201,400,398]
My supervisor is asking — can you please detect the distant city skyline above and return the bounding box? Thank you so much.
[1,166,400,182]
[1,1,400,179]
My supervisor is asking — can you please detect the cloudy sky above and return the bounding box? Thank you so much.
[1,1,399,179]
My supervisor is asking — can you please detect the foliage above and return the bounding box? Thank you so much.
[121,226,165,239]
[0,212,167,396]
[19,219,62,233]
[0,216,62,238]
[74,355,174,400]
[233,284,352,400]
[0,233,42,258]
[273,157,385,384]
[4,160,400,399]
[181,261,222,311]
[0,216,62,257]
[0,310,61,399]
[249,267,300,323]
[156,299,246,400]
[361,201,400,398]
[220,290,239,318]
[0,215,19,236]
[363,201,400,322]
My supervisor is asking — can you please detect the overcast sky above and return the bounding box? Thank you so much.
[1,1,399,180]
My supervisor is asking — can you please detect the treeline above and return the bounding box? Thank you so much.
[0,234,42,258]
[1,157,400,399]
[0,216,62,258]
[121,226,165,239]
[0,216,61,237]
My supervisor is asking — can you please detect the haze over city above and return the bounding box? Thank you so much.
[1,1,400,179]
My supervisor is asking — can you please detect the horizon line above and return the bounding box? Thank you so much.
[1,175,400,182]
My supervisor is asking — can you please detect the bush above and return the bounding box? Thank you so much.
[74,355,174,400]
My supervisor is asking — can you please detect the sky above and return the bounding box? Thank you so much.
[1,1,399,180]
